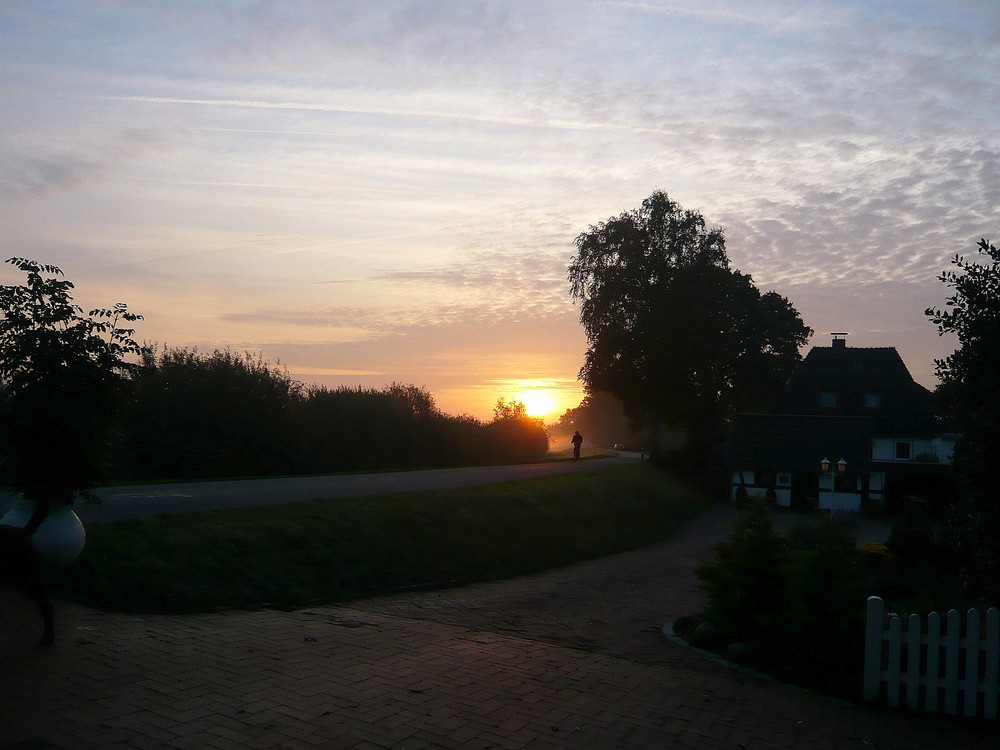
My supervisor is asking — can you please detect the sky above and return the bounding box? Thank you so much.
[2,1,998,422]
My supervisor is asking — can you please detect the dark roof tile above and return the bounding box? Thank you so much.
[773,345,936,433]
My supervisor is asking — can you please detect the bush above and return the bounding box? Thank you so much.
[783,519,868,689]
[293,386,421,473]
[696,502,790,656]
[113,347,301,480]
[483,398,550,465]
[0,258,142,509]
[111,359,551,481]
[696,505,870,697]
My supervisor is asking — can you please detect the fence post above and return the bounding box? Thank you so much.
[986,608,999,720]
[965,609,982,717]
[863,596,885,701]
[925,611,941,713]
[906,614,922,710]
[944,609,961,715]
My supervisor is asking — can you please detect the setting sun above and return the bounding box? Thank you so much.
[517,390,557,418]
[489,377,583,422]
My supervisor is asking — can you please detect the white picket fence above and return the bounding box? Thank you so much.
[863,596,1000,719]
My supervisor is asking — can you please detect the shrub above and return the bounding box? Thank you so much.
[0,258,142,510]
[113,347,301,480]
[696,506,870,697]
[783,519,869,688]
[696,502,790,656]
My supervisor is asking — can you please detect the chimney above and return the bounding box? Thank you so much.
[831,332,848,349]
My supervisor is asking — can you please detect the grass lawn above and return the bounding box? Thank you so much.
[52,463,712,614]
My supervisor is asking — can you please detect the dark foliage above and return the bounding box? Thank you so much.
[696,503,791,654]
[114,347,301,480]
[111,351,550,481]
[925,237,1000,604]
[696,504,869,697]
[292,385,419,473]
[568,191,811,469]
[0,258,142,507]
[783,519,868,687]
[486,398,550,465]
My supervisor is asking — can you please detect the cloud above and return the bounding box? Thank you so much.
[0,130,170,200]
[3,0,997,417]
[594,1,783,26]
[96,93,688,139]
[205,0,583,86]
[380,249,569,297]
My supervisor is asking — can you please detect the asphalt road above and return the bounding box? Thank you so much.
[59,452,641,523]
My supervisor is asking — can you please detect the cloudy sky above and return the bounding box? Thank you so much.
[2,1,997,421]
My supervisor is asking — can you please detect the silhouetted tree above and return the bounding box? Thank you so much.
[385,382,438,418]
[568,191,811,468]
[0,258,142,515]
[486,398,549,464]
[926,237,1000,603]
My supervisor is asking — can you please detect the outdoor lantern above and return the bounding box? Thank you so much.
[837,458,848,472]
[820,457,830,472]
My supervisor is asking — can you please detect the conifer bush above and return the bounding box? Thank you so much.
[695,503,869,697]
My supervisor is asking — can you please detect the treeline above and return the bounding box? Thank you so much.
[108,348,549,482]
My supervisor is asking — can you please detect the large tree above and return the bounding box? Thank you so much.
[926,237,1000,603]
[568,191,811,466]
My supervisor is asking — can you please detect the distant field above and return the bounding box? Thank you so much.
[53,463,712,614]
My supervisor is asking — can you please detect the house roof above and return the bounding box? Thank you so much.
[727,413,876,472]
[772,343,937,435]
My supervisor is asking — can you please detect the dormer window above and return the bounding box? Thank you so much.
[864,393,881,409]
[820,392,837,408]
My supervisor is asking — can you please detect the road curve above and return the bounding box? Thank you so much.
[71,452,641,523]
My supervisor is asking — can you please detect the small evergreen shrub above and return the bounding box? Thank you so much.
[696,502,790,657]
[695,503,869,697]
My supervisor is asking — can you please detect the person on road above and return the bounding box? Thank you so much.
[571,430,583,460]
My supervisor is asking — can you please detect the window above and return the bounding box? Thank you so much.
[864,393,881,409]
[895,442,911,460]
[820,392,837,408]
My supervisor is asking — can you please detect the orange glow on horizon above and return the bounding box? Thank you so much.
[430,377,585,423]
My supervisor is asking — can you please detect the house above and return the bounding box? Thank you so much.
[727,334,958,513]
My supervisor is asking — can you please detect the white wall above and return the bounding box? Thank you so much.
[871,436,951,463]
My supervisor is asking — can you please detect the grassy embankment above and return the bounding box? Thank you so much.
[53,463,712,613]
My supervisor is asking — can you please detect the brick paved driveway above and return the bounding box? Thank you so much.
[1,506,995,749]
